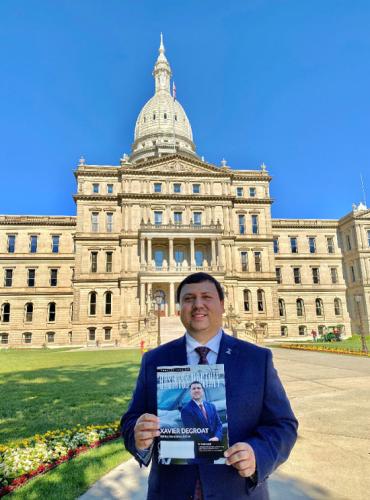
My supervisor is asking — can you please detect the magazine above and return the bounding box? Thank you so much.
[157,364,229,465]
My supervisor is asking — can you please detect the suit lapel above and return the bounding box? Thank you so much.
[166,335,188,365]
[216,331,240,368]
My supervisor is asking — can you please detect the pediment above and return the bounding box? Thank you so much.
[125,154,228,176]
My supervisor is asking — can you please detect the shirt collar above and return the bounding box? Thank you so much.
[185,328,223,357]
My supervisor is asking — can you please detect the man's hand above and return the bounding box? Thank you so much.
[224,442,256,477]
[134,413,160,450]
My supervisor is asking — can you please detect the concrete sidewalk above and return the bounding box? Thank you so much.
[80,348,370,500]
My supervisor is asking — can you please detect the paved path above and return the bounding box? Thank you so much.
[80,348,370,500]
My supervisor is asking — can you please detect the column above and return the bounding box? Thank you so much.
[211,238,216,270]
[147,238,152,269]
[190,238,195,270]
[147,283,152,312]
[169,238,174,270]
[217,239,223,268]
[140,282,145,315]
[169,282,175,316]
[140,237,146,269]
[229,207,233,233]
[223,206,229,232]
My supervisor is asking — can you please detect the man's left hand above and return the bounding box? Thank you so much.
[224,442,256,477]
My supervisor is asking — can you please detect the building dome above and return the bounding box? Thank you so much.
[130,35,197,163]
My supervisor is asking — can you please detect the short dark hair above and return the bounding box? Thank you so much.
[189,380,205,391]
[176,272,224,303]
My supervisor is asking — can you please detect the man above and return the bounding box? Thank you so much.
[181,381,223,443]
[121,272,298,500]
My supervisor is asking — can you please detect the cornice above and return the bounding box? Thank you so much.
[74,167,120,178]
[0,216,76,227]
[0,255,75,261]
[73,195,119,202]
[272,219,338,229]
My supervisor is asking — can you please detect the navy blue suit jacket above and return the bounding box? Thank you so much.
[121,333,298,500]
[181,399,223,442]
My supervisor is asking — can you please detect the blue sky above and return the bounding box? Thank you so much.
[0,0,369,218]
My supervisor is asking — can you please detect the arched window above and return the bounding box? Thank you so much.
[25,302,33,322]
[315,298,323,316]
[257,289,265,312]
[89,292,97,316]
[48,302,56,322]
[296,299,304,317]
[23,332,32,344]
[1,303,10,323]
[281,326,288,336]
[47,332,55,343]
[278,299,285,317]
[334,298,342,316]
[243,290,251,312]
[105,292,112,315]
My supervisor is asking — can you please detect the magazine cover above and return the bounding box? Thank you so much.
[157,364,229,465]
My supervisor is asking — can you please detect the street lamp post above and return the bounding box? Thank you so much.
[354,295,369,353]
[154,290,165,347]
[226,304,241,338]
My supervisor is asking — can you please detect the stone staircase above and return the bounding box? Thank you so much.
[159,316,184,344]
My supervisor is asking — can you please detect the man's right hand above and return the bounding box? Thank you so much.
[134,413,160,450]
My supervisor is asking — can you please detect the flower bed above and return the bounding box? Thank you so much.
[0,421,121,497]
[275,344,370,357]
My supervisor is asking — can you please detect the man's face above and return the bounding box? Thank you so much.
[190,383,204,402]
[179,280,224,341]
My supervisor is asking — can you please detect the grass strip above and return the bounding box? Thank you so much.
[7,439,130,500]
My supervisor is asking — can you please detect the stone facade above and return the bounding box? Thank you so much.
[0,37,368,348]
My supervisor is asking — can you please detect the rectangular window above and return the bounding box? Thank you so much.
[104,327,112,341]
[7,235,15,253]
[28,269,36,287]
[4,269,13,287]
[107,184,113,194]
[192,184,200,194]
[48,303,56,322]
[91,252,98,273]
[327,237,334,254]
[312,267,320,284]
[238,214,245,234]
[50,269,58,286]
[236,187,243,197]
[91,212,99,232]
[241,251,248,272]
[154,183,162,193]
[276,267,282,284]
[154,211,163,225]
[273,238,279,254]
[174,212,182,224]
[92,183,100,193]
[308,237,316,254]
[249,187,256,197]
[52,235,60,253]
[30,235,38,253]
[293,267,301,284]
[106,212,113,232]
[47,332,55,343]
[88,328,96,341]
[106,252,113,272]
[23,332,32,344]
[173,183,181,193]
[350,265,356,282]
[193,212,202,226]
[254,252,262,272]
[251,215,259,235]
[290,237,298,253]
[298,326,306,336]
[346,235,352,251]
[331,267,338,284]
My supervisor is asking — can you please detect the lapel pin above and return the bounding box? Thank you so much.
[226,348,232,355]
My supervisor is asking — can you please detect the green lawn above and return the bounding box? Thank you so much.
[0,348,142,445]
[272,335,370,352]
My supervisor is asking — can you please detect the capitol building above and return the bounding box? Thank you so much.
[1,37,369,348]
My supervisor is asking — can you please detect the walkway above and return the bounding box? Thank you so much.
[80,348,370,500]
